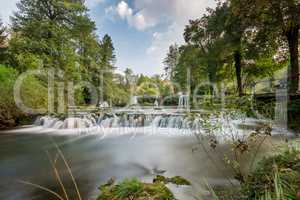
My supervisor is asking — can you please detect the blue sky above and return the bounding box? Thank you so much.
[0,0,216,75]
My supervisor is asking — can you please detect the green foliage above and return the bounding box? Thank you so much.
[0,18,7,63]
[8,0,86,73]
[107,179,143,199]
[223,96,256,117]
[0,65,18,107]
[153,175,191,186]
[166,0,292,97]
[163,44,180,81]
[97,178,175,200]
[134,74,174,98]
[183,10,225,85]
[230,0,300,92]
[206,147,300,200]
[20,75,48,110]
[4,0,122,108]
[173,45,204,91]
[0,18,5,45]
[243,148,300,199]
[0,65,47,128]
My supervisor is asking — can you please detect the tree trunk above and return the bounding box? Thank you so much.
[234,50,243,97]
[207,61,217,96]
[286,26,299,93]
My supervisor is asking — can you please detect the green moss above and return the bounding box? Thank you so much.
[153,175,191,186]
[153,175,168,184]
[97,178,175,200]
[169,176,191,186]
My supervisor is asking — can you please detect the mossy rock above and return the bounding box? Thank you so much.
[153,175,191,186]
[169,176,191,186]
[153,175,168,184]
[97,178,175,200]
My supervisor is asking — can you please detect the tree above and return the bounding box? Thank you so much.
[0,18,7,63]
[163,44,180,81]
[173,45,204,91]
[0,18,5,46]
[8,0,119,107]
[230,0,300,93]
[221,2,247,96]
[183,8,227,92]
[99,34,117,101]
[100,34,116,67]
[9,0,88,72]
[124,68,134,86]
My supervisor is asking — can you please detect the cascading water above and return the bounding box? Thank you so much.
[32,108,283,142]
[36,115,96,129]
[178,94,189,109]
[37,112,194,130]
[275,86,288,130]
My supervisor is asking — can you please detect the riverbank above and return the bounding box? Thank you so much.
[93,138,299,200]
[0,113,39,130]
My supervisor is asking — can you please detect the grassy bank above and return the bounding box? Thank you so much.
[212,141,300,200]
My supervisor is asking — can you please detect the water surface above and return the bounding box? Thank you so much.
[0,127,235,200]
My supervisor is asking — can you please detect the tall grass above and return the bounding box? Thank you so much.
[18,144,82,200]
[255,171,295,200]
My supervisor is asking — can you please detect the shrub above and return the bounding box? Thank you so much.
[0,65,47,128]
[243,148,300,199]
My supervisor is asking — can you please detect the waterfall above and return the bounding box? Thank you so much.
[33,108,282,143]
[37,116,96,129]
[130,96,139,105]
[178,94,189,109]
[99,115,118,128]
[275,87,288,130]
[37,114,199,130]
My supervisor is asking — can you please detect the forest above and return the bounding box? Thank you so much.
[164,0,299,96]
[1,0,300,128]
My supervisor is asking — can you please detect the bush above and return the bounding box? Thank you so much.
[243,148,300,199]
[0,65,47,128]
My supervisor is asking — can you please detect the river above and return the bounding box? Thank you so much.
[0,125,236,200]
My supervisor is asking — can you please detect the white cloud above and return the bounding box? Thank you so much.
[147,23,184,64]
[105,6,114,14]
[112,1,157,30]
[110,0,215,32]
[144,0,216,73]
[131,13,147,30]
[116,1,132,19]
[108,0,216,74]
[133,0,216,26]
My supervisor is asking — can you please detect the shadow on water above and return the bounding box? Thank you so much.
[0,130,235,200]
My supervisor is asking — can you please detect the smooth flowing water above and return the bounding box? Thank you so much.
[0,128,237,200]
[0,110,285,200]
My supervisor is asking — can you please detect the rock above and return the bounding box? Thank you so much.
[97,178,175,200]
[153,175,168,184]
[153,175,191,186]
[153,167,167,175]
[169,176,191,186]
